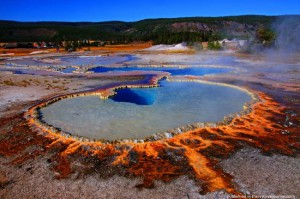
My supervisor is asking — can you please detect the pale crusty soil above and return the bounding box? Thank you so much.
[221,147,300,198]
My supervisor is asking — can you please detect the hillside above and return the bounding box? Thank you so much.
[0,15,282,44]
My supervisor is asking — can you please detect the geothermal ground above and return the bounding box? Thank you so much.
[0,49,299,199]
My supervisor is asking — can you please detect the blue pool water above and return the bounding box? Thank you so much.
[40,81,252,140]
[89,66,230,76]
[112,88,156,105]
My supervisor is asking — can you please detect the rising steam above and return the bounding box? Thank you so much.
[273,15,300,52]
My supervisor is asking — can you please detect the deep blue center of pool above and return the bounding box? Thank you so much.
[112,88,156,105]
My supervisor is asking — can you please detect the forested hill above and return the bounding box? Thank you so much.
[0,15,283,44]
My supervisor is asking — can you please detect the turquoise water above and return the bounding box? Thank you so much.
[40,81,252,140]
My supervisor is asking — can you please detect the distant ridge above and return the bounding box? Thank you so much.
[0,15,298,43]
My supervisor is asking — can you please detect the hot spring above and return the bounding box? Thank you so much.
[40,80,252,141]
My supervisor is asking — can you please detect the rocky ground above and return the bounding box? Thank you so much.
[0,51,299,199]
[221,147,300,198]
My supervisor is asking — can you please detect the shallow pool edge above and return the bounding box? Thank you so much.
[24,74,260,144]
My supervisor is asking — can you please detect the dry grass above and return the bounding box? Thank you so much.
[0,42,152,57]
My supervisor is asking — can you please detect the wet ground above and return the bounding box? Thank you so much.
[0,51,299,199]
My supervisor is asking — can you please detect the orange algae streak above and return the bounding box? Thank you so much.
[184,147,236,194]
[128,143,184,188]
[112,142,163,166]
[165,132,238,194]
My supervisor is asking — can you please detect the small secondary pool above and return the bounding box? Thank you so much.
[40,81,252,140]
[89,66,231,76]
[60,67,77,73]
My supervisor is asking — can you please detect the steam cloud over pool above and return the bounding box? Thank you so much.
[40,81,252,140]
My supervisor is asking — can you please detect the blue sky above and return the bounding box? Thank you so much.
[1,0,300,22]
